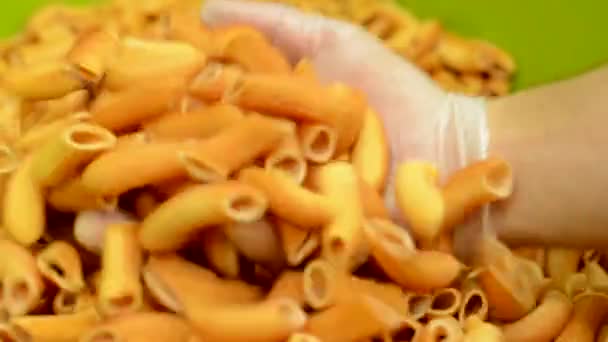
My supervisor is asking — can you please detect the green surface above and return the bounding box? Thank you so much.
[2,0,608,91]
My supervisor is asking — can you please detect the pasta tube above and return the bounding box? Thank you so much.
[288,333,321,342]
[30,123,117,187]
[546,248,583,283]
[2,60,84,100]
[29,89,88,127]
[309,162,367,271]
[3,157,46,246]
[188,298,307,342]
[53,289,95,314]
[98,223,143,317]
[267,272,306,306]
[395,161,444,245]
[0,239,45,316]
[239,167,333,229]
[364,219,462,292]
[584,261,608,291]
[104,37,205,90]
[67,27,119,82]
[73,209,135,254]
[427,288,462,318]
[359,178,390,219]
[225,218,285,271]
[442,157,513,232]
[303,259,339,310]
[352,108,390,192]
[502,290,572,342]
[189,62,244,102]
[139,182,268,251]
[512,247,545,270]
[265,131,307,184]
[346,277,409,317]
[294,58,318,82]
[179,114,292,181]
[200,227,240,279]
[15,111,91,154]
[275,220,320,267]
[297,124,338,164]
[10,308,100,341]
[166,7,213,53]
[417,316,464,342]
[143,104,244,141]
[0,145,18,175]
[556,293,608,342]
[36,241,85,292]
[390,318,423,342]
[142,254,262,313]
[90,78,185,131]
[80,312,202,342]
[0,94,21,146]
[462,317,504,342]
[307,295,404,341]
[458,280,489,324]
[211,26,290,74]
[437,34,492,73]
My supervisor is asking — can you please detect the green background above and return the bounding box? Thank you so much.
[2,0,608,91]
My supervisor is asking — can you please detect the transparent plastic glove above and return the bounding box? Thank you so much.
[202,0,490,210]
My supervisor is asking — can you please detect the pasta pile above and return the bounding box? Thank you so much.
[252,0,517,97]
[0,1,602,342]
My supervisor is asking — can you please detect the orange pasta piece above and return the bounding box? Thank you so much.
[139,182,267,251]
[143,255,262,313]
[143,104,244,141]
[68,26,119,82]
[200,227,240,279]
[546,248,582,284]
[265,131,308,184]
[458,280,489,324]
[309,162,367,271]
[347,277,409,317]
[427,288,462,318]
[189,62,244,102]
[225,218,285,271]
[359,178,390,219]
[297,123,338,164]
[405,292,433,320]
[288,333,321,342]
[133,190,160,219]
[211,26,290,74]
[239,167,333,229]
[442,157,513,232]
[48,177,117,212]
[0,92,22,146]
[2,60,84,100]
[15,111,91,154]
[352,108,390,192]
[463,317,504,342]
[267,272,306,306]
[555,293,608,342]
[394,161,444,246]
[28,89,88,127]
[275,219,321,267]
[303,259,339,310]
[167,7,213,53]
[503,290,572,342]
[417,316,464,342]
[73,209,135,255]
[10,308,100,341]
[293,58,318,82]
[437,34,492,73]
[36,241,85,293]
[53,289,95,315]
[179,114,292,181]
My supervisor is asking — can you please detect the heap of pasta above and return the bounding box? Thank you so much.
[0,1,604,342]
[252,0,516,97]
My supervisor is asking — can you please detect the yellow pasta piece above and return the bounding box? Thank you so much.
[426,288,462,318]
[139,181,267,251]
[265,131,308,184]
[404,20,442,59]
[293,58,318,82]
[359,178,390,219]
[143,254,262,312]
[67,26,120,82]
[143,104,244,141]
[36,241,85,293]
[404,292,432,320]
[546,248,583,283]
[309,162,367,271]
[53,288,95,315]
[512,246,545,270]
[15,111,91,154]
[556,293,608,342]
[347,277,409,317]
[417,316,463,342]
[73,209,135,255]
[98,222,144,317]
[28,89,89,126]
[352,108,390,192]
[585,261,608,291]
[394,161,444,245]
[462,317,504,342]
[30,123,117,187]
[3,157,46,245]
[302,259,339,310]
[48,177,117,213]
[0,145,18,176]
[442,157,513,232]
[267,271,306,306]
[225,218,285,271]
[275,219,321,267]
[458,279,489,324]
[189,62,244,102]
[437,34,492,73]
[9,308,100,341]
[166,6,214,53]
[14,32,75,65]
[211,26,291,74]
[239,167,333,229]
[0,239,45,316]
[200,227,240,279]
[178,114,292,181]
[2,60,84,100]
[80,312,203,342]
[503,290,572,342]
[288,333,322,342]
[297,123,339,164]
[0,92,22,145]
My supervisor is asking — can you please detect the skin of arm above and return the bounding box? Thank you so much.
[486,65,608,247]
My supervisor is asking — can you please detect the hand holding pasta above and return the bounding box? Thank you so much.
[0,0,597,341]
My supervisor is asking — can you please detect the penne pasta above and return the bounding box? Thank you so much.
[166,7,213,53]
[347,277,409,317]
[352,108,390,192]
[143,104,244,141]
[394,161,444,246]
[67,27,119,82]
[359,178,390,219]
[458,280,489,324]
[104,36,205,90]
[211,26,291,74]
[224,218,285,272]
[303,259,339,310]
[200,227,240,279]
[0,239,45,316]
[417,316,464,342]
[309,162,367,271]
[29,90,89,127]
[53,288,95,315]
[139,181,268,251]
[73,209,135,254]
[502,290,572,342]
[427,288,462,318]
[404,292,433,321]
[546,248,582,283]
[585,261,608,291]
[30,123,117,187]
[98,222,143,318]
[437,34,491,73]
[441,157,513,232]
[555,293,608,342]
[265,131,308,184]
[239,167,333,229]
[293,58,318,82]
[143,254,262,313]
[275,220,321,267]
[288,332,321,342]
[3,157,46,246]
[462,317,504,342]
[189,62,244,102]
[390,318,423,342]
[267,272,306,307]
[297,124,339,164]
[79,312,202,342]
[10,308,100,341]
[179,114,293,182]
[0,145,18,176]
[15,111,91,154]
[0,93,22,146]
[2,60,84,100]
[36,241,85,293]
[512,246,545,270]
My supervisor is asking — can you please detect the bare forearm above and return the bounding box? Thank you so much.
[487,66,608,247]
